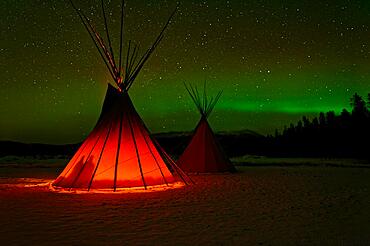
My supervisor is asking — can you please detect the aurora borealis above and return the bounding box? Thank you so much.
[1,0,370,144]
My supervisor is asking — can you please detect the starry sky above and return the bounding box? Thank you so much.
[1,0,370,144]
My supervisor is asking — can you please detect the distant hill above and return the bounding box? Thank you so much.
[0,141,78,158]
[0,130,266,158]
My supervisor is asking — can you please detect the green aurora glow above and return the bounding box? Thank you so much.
[1,0,369,143]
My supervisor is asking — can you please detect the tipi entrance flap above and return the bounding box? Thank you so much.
[53,115,111,188]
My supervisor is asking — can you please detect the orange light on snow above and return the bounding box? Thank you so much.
[50,181,184,194]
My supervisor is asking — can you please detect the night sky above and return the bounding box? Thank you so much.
[1,0,370,144]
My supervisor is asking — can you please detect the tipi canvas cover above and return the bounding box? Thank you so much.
[178,83,235,173]
[53,1,190,191]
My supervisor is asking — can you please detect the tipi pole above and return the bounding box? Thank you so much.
[69,0,116,80]
[137,118,169,186]
[125,6,178,89]
[87,121,113,191]
[150,136,194,185]
[127,114,147,189]
[100,0,116,70]
[118,0,125,77]
[113,112,124,192]
[135,116,193,185]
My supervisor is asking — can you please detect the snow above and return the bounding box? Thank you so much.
[0,166,369,245]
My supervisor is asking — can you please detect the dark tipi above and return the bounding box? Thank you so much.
[178,83,236,173]
[53,1,191,192]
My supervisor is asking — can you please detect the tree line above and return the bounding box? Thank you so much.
[267,93,370,158]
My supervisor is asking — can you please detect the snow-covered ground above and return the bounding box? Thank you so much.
[0,165,369,245]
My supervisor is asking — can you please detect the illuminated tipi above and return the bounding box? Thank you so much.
[53,0,191,191]
[177,83,236,173]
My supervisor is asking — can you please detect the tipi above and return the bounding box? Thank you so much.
[177,83,236,173]
[52,1,191,191]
